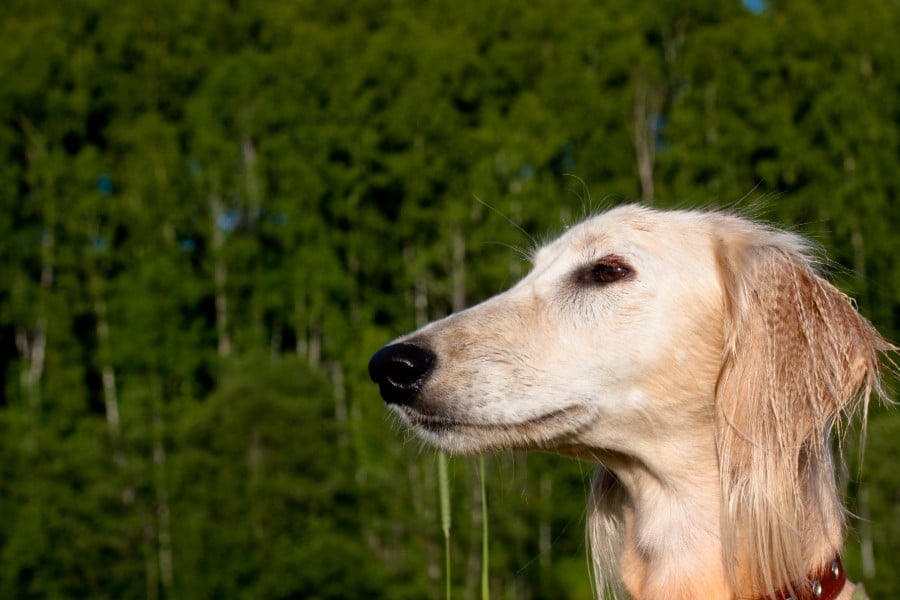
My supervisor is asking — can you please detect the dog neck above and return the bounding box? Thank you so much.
[578,424,848,600]
[608,437,733,599]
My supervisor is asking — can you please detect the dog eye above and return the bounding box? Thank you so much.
[577,260,633,285]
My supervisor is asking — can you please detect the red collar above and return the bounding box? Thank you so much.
[765,556,847,600]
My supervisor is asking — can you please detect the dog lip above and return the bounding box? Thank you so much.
[397,404,581,431]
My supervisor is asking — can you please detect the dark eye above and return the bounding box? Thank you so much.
[576,259,633,285]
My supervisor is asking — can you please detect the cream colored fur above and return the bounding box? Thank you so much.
[386,205,889,599]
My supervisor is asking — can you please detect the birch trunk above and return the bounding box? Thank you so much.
[241,136,262,221]
[16,218,54,410]
[450,226,485,597]
[632,73,661,204]
[413,267,441,585]
[15,319,47,410]
[13,117,54,415]
[452,227,466,314]
[329,362,348,447]
[93,296,121,438]
[539,473,552,571]
[209,190,232,357]
[152,387,174,594]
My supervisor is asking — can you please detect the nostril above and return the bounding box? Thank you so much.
[368,342,436,405]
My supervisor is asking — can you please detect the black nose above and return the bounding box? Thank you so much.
[368,342,436,405]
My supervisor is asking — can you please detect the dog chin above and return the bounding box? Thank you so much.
[416,428,495,455]
[390,406,492,453]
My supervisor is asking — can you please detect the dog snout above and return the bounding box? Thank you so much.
[368,342,436,405]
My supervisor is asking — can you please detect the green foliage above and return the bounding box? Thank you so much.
[171,354,384,599]
[0,0,898,597]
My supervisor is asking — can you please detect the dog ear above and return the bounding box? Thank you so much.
[587,466,627,599]
[714,228,888,596]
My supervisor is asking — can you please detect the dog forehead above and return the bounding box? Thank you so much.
[534,205,696,266]
[568,207,659,249]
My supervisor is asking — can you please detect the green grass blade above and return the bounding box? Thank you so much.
[480,456,489,600]
[438,450,451,600]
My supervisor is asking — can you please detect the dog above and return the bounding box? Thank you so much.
[369,205,889,599]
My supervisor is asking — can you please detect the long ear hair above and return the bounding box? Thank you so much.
[587,466,627,599]
[714,223,891,598]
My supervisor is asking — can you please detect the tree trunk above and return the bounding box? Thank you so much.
[452,226,466,314]
[143,521,160,600]
[410,269,441,585]
[209,190,232,357]
[851,226,868,309]
[16,225,54,410]
[539,472,552,571]
[329,361,348,447]
[414,262,429,328]
[15,321,47,409]
[633,72,662,204]
[307,317,322,369]
[151,379,174,595]
[15,116,53,411]
[93,297,121,438]
[241,136,262,221]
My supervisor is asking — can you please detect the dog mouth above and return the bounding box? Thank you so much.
[394,403,590,447]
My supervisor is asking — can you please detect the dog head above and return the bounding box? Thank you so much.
[369,204,890,597]
[370,206,737,456]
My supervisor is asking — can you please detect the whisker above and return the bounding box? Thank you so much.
[563,173,593,220]
[473,194,537,249]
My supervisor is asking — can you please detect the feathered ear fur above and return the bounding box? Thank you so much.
[587,466,626,599]
[715,223,889,598]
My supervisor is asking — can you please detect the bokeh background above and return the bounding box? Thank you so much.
[1,0,898,598]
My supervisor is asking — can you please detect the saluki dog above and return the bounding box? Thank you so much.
[369,205,889,599]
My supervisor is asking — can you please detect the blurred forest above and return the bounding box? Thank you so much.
[1,0,899,598]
